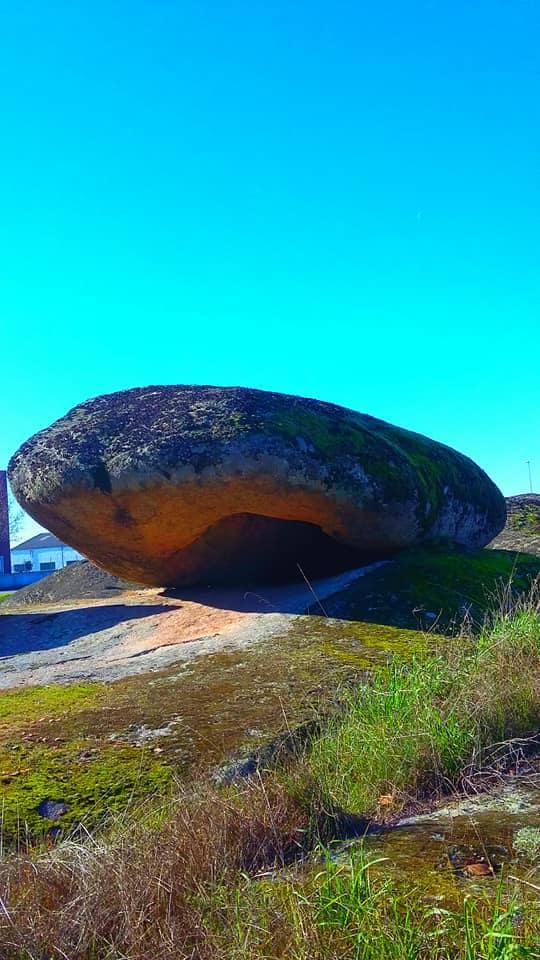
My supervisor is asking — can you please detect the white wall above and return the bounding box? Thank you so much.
[11,545,83,573]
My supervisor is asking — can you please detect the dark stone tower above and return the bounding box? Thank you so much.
[0,470,11,574]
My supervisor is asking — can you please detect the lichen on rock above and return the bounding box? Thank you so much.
[8,385,506,586]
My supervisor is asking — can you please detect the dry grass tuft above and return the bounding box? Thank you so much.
[0,778,307,959]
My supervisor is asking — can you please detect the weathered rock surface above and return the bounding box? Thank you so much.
[8,385,506,586]
[489,494,540,555]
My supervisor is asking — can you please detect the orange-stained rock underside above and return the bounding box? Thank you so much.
[24,478,409,586]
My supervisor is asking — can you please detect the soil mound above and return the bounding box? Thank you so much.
[2,560,135,607]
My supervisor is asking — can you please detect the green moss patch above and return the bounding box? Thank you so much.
[0,739,172,841]
[510,507,540,532]
[514,826,540,860]
[0,681,107,733]
[490,495,540,556]
[272,405,367,458]
[378,425,501,530]
[0,674,175,845]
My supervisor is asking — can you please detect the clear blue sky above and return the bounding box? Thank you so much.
[2,0,538,541]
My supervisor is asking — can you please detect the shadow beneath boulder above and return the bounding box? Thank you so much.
[163,546,540,630]
[0,604,170,657]
[161,561,389,617]
[312,546,540,632]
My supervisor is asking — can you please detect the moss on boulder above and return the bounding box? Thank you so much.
[9,386,506,586]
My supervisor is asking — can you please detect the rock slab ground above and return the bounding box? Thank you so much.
[0,563,384,686]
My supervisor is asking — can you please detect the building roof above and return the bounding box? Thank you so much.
[12,532,69,552]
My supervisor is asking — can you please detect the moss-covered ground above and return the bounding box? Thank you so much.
[322,545,540,630]
[0,616,417,844]
[1,546,538,847]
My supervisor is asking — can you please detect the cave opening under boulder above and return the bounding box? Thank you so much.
[166,512,388,586]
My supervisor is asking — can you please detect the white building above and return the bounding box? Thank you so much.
[11,533,84,573]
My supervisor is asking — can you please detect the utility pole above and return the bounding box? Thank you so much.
[0,470,11,574]
[525,460,533,494]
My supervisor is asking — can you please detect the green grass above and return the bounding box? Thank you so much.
[210,851,540,959]
[0,592,10,603]
[307,593,540,817]
[308,656,471,815]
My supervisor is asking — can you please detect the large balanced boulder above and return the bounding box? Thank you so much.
[8,385,506,586]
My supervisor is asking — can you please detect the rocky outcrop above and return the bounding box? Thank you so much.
[8,385,506,586]
[488,494,540,555]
